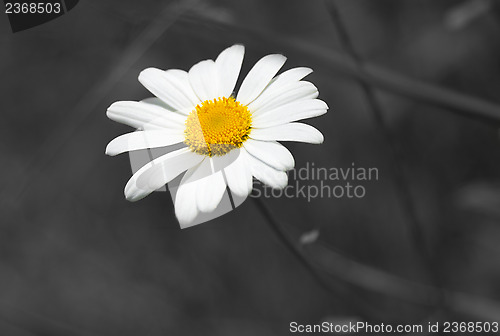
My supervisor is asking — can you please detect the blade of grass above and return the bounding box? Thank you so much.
[310,241,500,322]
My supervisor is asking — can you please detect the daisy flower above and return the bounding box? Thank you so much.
[106,44,328,228]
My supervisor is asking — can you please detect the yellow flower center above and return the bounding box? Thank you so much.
[184,97,252,157]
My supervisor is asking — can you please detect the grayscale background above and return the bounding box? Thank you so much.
[2,0,500,335]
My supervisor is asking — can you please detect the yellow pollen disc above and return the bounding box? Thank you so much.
[184,97,252,157]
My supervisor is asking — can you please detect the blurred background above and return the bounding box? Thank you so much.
[2,0,500,334]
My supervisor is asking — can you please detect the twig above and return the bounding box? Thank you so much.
[178,13,500,124]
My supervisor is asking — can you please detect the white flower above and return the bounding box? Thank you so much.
[106,44,328,228]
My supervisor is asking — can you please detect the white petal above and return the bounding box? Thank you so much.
[125,147,203,202]
[236,54,287,105]
[250,123,324,144]
[164,69,201,108]
[223,153,252,197]
[252,99,328,128]
[215,44,245,98]
[105,130,185,156]
[174,158,227,223]
[188,59,218,102]
[247,67,314,113]
[243,139,294,171]
[244,149,288,189]
[210,148,241,172]
[175,169,200,227]
[248,81,318,115]
[106,101,186,130]
[267,67,313,87]
[178,148,240,180]
[139,68,198,113]
[141,97,172,111]
[195,168,227,212]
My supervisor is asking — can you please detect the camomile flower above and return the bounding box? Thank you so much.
[106,44,328,228]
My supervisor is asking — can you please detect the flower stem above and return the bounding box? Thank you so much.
[252,198,326,287]
[252,197,383,320]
